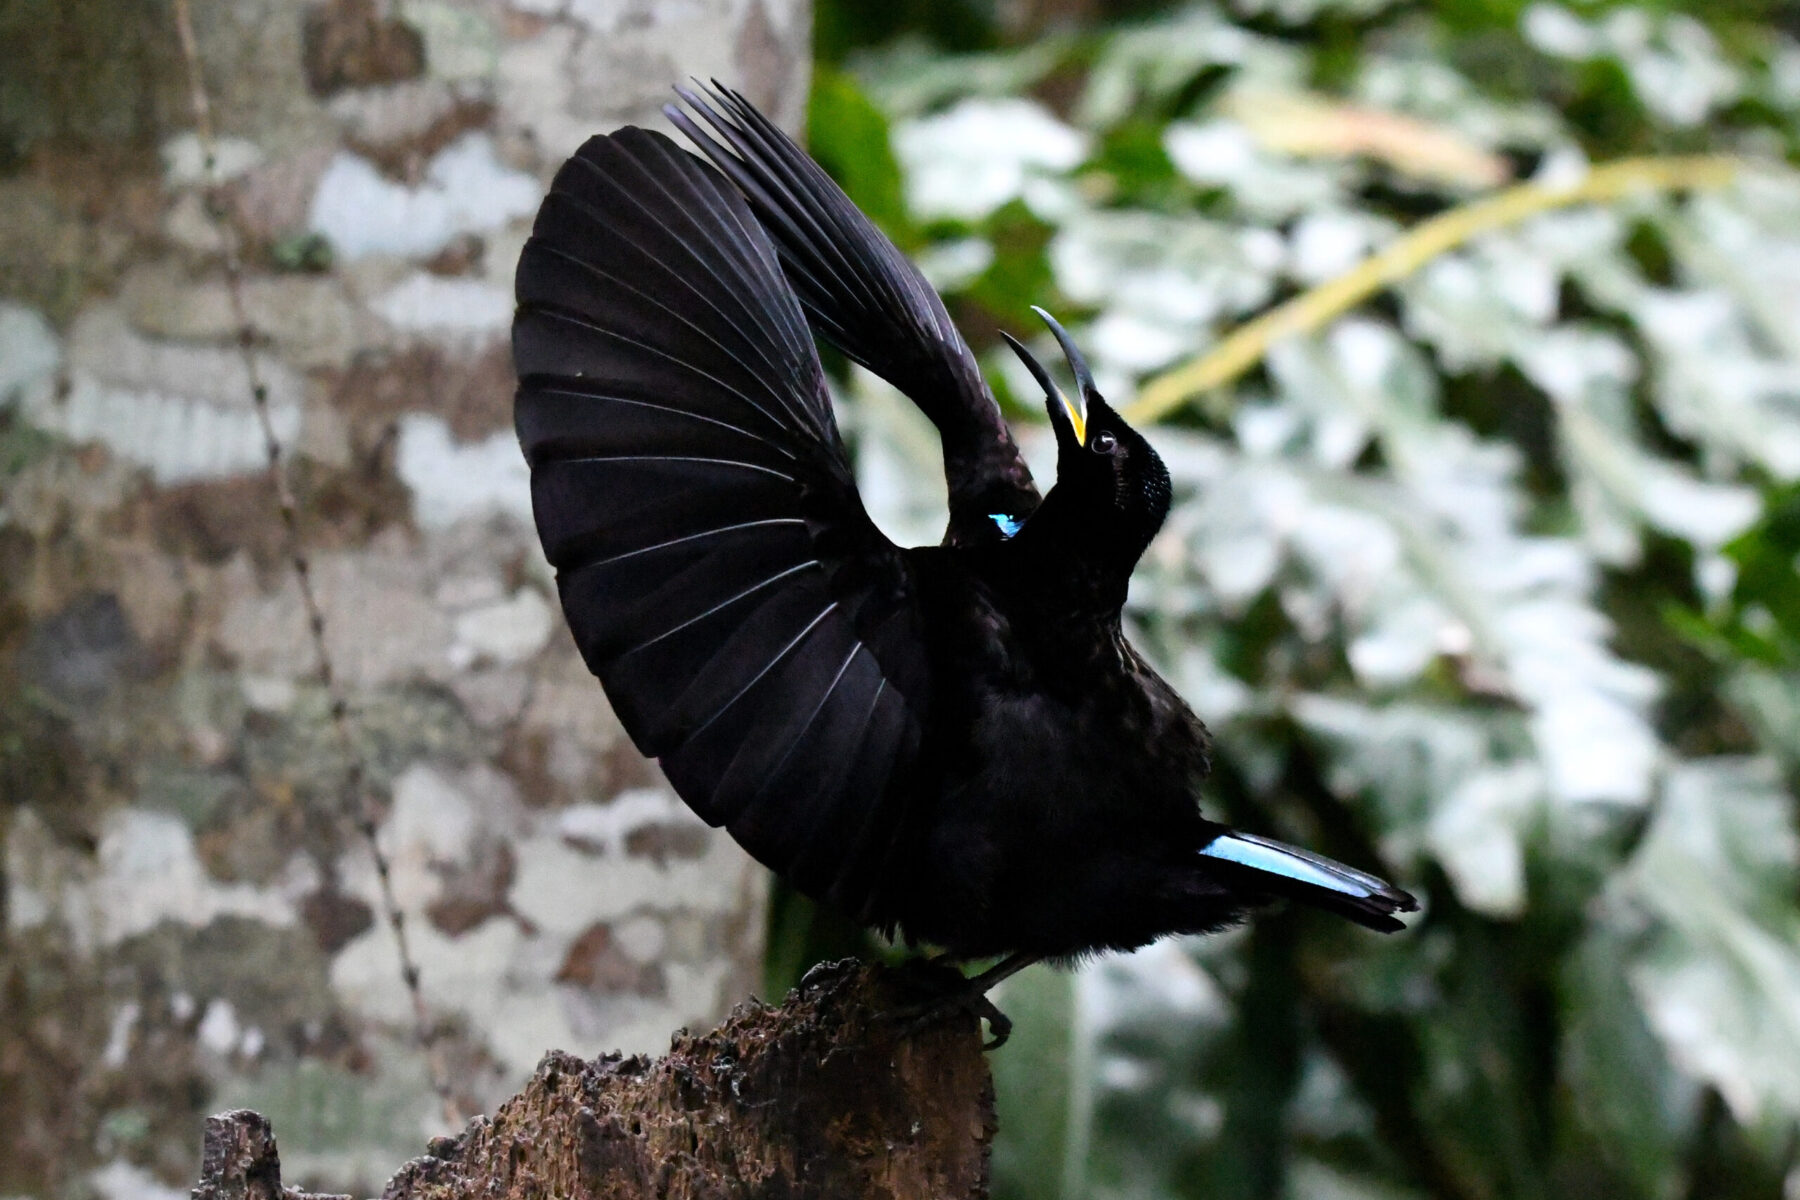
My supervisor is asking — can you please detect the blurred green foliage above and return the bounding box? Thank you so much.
[806,66,913,242]
[775,1,1800,1198]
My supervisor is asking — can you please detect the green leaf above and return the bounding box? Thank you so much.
[1560,926,1696,1197]
[807,65,912,242]
[270,231,334,273]
[990,966,1084,1200]
[760,881,884,1000]
[1089,117,1180,206]
[1618,758,1800,1129]
[961,198,1056,328]
[1725,666,1800,765]
[787,10,1800,1199]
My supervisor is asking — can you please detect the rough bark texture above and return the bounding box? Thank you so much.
[192,961,995,1200]
[194,1109,349,1200]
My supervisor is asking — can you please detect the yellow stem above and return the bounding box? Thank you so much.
[1123,155,1744,426]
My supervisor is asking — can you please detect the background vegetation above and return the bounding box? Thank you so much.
[779,2,1800,1197]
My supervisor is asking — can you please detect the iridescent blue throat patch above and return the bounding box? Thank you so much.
[989,513,1024,538]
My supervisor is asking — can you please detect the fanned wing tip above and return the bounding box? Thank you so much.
[662,80,731,155]
[513,123,928,916]
[663,79,1042,545]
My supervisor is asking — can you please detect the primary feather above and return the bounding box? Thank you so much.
[667,81,1039,547]
[515,128,926,914]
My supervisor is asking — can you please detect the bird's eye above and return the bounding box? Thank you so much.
[1092,430,1118,454]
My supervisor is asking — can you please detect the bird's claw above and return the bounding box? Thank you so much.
[884,960,1014,1051]
[895,992,1013,1050]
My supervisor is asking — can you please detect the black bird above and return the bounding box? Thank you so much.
[512,86,1417,1040]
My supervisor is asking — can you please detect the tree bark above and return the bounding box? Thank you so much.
[191,961,995,1200]
[3,0,813,1190]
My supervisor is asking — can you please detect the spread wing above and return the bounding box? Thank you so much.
[667,82,1040,546]
[513,126,927,914]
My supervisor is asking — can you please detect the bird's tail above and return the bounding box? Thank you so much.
[1199,832,1418,933]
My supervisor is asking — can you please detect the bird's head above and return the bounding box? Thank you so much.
[1003,308,1171,564]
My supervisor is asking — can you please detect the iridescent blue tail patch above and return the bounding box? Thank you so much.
[1200,832,1390,899]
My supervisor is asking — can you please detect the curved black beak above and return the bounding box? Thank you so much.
[1001,309,1091,445]
[1031,306,1097,403]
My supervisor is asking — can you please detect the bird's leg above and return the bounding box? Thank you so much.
[886,951,1042,1051]
[963,950,1040,995]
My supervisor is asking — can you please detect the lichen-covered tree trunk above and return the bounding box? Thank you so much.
[0,1,809,1195]
[193,963,995,1200]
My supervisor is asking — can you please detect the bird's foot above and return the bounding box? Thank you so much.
[882,956,1030,1051]
[895,990,1014,1051]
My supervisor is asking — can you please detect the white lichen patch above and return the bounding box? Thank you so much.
[505,0,657,34]
[337,761,525,911]
[216,534,456,688]
[494,24,591,162]
[390,764,483,874]
[449,588,555,669]
[432,573,507,610]
[308,133,539,261]
[555,787,692,857]
[329,779,750,1072]
[612,912,667,962]
[565,957,736,1062]
[325,78,460,147]
[239,675,298,715]
[0,301,60,407]
[118,264,369,370]
[161,132,264,188]
[370,273,512,339]
[507,820,744,943]
[395,414,533,530]
[20,306,305,485]
[402,0,501,82]
[101,1002,142,1069]
[90,1160,190,1200]
[37,378,301,485]
[196,999,243,1056]
[86,809,299,949]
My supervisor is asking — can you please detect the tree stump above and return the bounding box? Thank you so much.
[190,961,996,1200]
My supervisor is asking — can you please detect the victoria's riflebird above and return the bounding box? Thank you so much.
[512,82,1417,1043]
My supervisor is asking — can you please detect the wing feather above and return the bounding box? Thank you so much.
[668,82,1040,544]
[515,125,928,912]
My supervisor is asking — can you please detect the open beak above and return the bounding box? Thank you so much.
[1001,307,1092,445]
